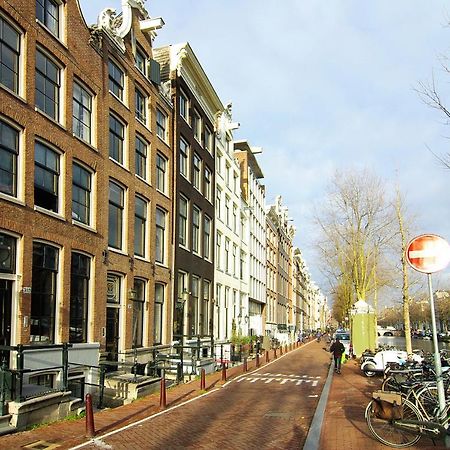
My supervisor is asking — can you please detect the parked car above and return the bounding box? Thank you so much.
[333,331,351,356]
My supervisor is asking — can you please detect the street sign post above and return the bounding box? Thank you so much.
[406,234,450,430]
[406,233,450,274]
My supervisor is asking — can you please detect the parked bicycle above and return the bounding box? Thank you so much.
[365,388,450,447]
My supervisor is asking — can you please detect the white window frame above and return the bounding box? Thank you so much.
[179,90,189,123]
[154,282,165,344]
[193,152,201,192]
[36,0,64,40]
[204,167,212,202]
[216,231,222,270]
[34,139,63,216]
[108,179,126,251]
[109,113,127,167]
[204,126,212,153]
[155,207,167,265]
[0,14,23,97]
[108,58,125,103]
[178,195,189,249]
[72,160,93,227]
[0,116,23,202]
[134,194,148,259]
[72,79,93,145]
[135,134,148,181]
[203,215,211,261]
[192,205,201,255]
[134,46,147,76]
[179,137,189,179]
[193,109,202,143]
[135,86,147,125]
[156,152,167,194]
[35,47,63,124]
[156,108,168,142]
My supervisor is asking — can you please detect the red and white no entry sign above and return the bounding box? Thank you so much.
[406,234,450,274]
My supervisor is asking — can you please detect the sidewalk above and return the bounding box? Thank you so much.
[319,358,448,450]
[0,345,447,450]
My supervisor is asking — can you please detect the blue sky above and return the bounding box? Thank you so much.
[79,0,450,296]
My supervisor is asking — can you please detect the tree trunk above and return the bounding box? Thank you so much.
[396,190,413,355]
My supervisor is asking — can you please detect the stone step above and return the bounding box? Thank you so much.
[0,415,16,436]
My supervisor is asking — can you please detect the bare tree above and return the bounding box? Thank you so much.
[315,168,397,318]
[416,73,450,168]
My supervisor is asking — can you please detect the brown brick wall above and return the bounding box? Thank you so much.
[0,0,174,357]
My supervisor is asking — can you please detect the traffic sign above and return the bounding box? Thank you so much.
[406,234,450,274]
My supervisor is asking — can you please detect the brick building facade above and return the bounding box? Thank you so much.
[0,0,173,416]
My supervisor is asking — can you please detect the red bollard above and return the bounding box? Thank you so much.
[243,357,248,372]
[200,368,206,390]
[85,393,95,438]
[160,376,167,409]
[221,364,227,382]
[274,348,277,359]
[285,345,288,354]
[256,353,260,368]
[265,351,270,363]
[280,346,283,355]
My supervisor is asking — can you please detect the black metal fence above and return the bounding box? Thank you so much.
[0,336,267,415]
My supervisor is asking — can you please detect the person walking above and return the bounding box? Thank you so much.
[330,338,345,373]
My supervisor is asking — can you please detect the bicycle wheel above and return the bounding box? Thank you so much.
[381,376,399,392]
[365,398,422,448]
[415,385,439,420]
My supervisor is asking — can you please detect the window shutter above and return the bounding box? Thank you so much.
[149,59,161,85]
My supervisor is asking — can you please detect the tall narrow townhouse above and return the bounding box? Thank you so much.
[265,196,295,344]
[91,0,173,366]
[265,209,278,338]
[234,141,266,337]
[0,0,105,415]
[214,105,247,343]
[154,43,219,362]
[292,248,308,336]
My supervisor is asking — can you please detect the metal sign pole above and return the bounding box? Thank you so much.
[427,274,447,416]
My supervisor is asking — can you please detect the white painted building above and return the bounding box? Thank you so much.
[234,141,266,337]
[213,105,248,341]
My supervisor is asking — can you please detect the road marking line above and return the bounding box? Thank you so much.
[69,388,221,449]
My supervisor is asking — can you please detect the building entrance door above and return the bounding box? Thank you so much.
[0,280,12,366]
[105,307,119,364]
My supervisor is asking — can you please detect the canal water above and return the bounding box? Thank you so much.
[378,336,450,353]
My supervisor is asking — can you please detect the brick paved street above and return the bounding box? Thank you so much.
[75,342,329,450]
[2,341,447,450]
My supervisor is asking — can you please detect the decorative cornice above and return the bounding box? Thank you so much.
[159,80,172,106]
[94,0,157,53]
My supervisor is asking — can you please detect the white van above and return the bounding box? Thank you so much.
[333,331,351,356]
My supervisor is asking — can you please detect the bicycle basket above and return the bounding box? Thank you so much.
[372,391,404,420]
